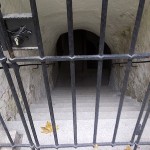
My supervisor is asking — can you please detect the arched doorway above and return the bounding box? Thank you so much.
[56,29,112,87]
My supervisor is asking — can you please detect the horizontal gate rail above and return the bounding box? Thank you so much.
[1,142,150,149]
[7,53,150,62]
[0,60,150,70]
[113,60,150,66]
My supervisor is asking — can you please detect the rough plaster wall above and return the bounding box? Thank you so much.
[0,50,48,120]
[126,4,150,101]
[0,0,150,120]
[113,3,150,101]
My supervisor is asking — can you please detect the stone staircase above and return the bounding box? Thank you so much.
[1,72,150,150]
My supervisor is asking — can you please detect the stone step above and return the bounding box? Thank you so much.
[34,96,137,104]
[38,96,130,103]
[30,101,141,109]
[16,111,145,121]
[52,88,112,91]
[35,99,132,105]
[30,106,141,113]
[39,94,131,99]
[4,119,150,150]
[51,87,113,92]
[51,91,115,96]
[51,93,118,97]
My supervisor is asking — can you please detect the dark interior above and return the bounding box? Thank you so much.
[56,29,112,86]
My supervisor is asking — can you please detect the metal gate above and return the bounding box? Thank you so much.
[0,0,150,149]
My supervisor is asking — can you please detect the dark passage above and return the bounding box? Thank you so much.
[56,30,112,87]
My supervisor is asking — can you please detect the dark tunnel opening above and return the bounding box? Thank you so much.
[56,29,112,87]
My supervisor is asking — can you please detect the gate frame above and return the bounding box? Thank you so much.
[0,0,150,150]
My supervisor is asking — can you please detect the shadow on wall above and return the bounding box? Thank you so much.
[53,29,113,88]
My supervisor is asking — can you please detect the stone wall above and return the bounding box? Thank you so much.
[126,5,150,101]
[0,0,150,120]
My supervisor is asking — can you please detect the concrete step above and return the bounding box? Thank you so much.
[36,97,133,104]
[52,91,115,94]
[30,101,141,109]
[51,93,118,97]
[51,91,115,96]
[30,106,141,113]
[34,99,133,105]
[16,111,146,121]
[4,119,150,149]
[37,95,137,103]
[50,94,115,98]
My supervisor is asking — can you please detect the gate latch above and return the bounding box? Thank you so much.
[8,26,32,46]
[135,124,142,135]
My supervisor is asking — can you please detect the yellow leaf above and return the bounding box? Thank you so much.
[41,121,59,134]
[41,127,51,134]
[94,144,99,150]
[125,145,132,150]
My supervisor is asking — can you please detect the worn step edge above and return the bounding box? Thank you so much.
[16,111,146,121]
[30,106,141,113]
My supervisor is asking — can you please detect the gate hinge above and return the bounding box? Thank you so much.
[135,124,142,135]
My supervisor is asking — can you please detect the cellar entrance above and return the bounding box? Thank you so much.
[56,30,112,87]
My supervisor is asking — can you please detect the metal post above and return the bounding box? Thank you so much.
[112,0,145,144]
[29,0,58,146]
[93,0,108,144]
[66,0,77,145]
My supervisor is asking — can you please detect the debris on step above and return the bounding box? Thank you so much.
[41,121,59,134]
[94,144,99,150]
[124,145,132,150]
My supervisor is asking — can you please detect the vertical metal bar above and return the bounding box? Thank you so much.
[131,83,150,143]
[67,0,74,56]
[0,113,14,146]
[0,48,34,150]
[93,0,108,144]
[29,0,58,146]
[112,0,145,144]
[66,0,77,145]
[0,7,40,149]
[133,101,150,150]
[12,64,40,150]
[129,0,146,55]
